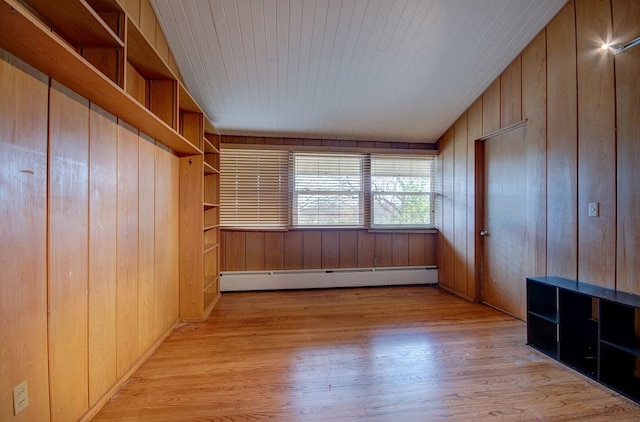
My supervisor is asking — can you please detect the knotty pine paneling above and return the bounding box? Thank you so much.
[0,51,50,421]
[88,104,118,406]
[614,0,640,294]
[138,136,156,353]
[575,0,616,289]
[116,121,139,378]
[546,1,578,279]
[453,113,468,296]
[49,81,90,421]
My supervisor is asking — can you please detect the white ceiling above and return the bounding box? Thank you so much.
[151,0,566,143]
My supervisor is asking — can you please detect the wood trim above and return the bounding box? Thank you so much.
[477,119,528,142]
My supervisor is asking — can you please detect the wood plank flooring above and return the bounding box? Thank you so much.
[93,286,640,421]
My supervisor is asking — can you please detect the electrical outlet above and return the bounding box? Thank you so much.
[13,381,28,415]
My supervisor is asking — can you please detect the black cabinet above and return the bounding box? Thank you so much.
[527,276,640,404]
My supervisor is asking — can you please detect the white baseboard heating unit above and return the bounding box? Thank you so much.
[220,266,438,292]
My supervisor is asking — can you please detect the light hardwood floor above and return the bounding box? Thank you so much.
[93,286,640,421]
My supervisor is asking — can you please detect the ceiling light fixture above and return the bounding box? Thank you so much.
[603,36,640,54]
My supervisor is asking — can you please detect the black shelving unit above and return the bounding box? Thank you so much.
[527,276,640,404]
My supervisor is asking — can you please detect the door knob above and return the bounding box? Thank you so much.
[480,230,489,236]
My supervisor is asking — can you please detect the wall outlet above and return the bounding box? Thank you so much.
[13,381,28,415]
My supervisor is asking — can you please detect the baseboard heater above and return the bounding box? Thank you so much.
[220,266,438,292]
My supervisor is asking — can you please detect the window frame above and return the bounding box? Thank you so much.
[291,152,366,228]
[219,146,437,231]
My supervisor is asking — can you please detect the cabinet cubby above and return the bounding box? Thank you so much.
[527,276,640,405]
[558,290,598,376]
[0,0,199,155]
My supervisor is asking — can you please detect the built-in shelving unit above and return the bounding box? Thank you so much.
[202,134,221,315]
[0,0,199,155]
[0,0,221,321]
[527,276,640,404]
[179,132,221,321]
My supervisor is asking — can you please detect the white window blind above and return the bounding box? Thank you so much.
[291,152,366,227]
[370,155,435,228]
[220,149,289,228]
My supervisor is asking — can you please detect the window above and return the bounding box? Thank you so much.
[292,153,365,227]
[220,148,436,230]
[220,149,288,228]
[371,155,435,228]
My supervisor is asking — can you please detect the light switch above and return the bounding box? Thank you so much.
[588,202,599,217]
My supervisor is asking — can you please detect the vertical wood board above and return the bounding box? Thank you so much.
[116,121,139,377]
[88,104,118,406]
[0,51,50,421]
[48,81,90,421]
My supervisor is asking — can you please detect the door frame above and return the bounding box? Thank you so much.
[473,119,528,306]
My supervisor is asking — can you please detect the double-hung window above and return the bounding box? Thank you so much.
[220,147,436,230]
[220,149,289,229]
[370,155,435,228]
[291,153,365,227]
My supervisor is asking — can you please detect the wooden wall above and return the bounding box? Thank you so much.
[221,229,436,271]
[0,50,180,420]
[121,0,182,80]
[437,0,640,306]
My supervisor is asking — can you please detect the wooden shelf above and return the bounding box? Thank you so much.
[203,275,217,292]
[203,202,219,209]
[126,16,173,80]
[27,0,123,48]
[0,0,200,156]
[179,82,202,113]
[204,136,220,154]
[204,162,219,174]
[204,243,218,254]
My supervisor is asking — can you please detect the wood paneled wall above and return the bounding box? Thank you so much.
[220,136,438,275]
[121,0,182,80]
[0,50,50,421]
[0,50,180,420]
[437,0,640,306]
[221,229,436,272]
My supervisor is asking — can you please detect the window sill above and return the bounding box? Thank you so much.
[220,227,439,234]
[368,228,438,234]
